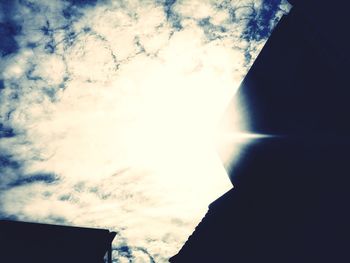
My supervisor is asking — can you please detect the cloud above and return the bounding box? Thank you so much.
[0,0,21,57]
[0,0,290,261]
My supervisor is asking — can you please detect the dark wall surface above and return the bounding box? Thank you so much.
[0,220,116,263]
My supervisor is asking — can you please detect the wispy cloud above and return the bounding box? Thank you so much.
[0,0,290,261]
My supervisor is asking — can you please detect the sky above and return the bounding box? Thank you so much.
[0,0,290,262]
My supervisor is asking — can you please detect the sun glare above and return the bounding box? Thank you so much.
[106,47,242,205]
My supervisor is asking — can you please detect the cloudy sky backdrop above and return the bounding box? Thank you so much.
[0,0,290,262]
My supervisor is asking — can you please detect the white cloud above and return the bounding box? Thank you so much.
[173,0,215,19]
[0,0,289,261]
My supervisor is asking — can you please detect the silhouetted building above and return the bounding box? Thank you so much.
[170,0,350,262]
[0,220,116,263]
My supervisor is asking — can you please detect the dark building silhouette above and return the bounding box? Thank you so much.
[170,0,350,262]
[0,220,116,263]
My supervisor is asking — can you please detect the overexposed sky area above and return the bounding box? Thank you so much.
[0,0,290,261]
